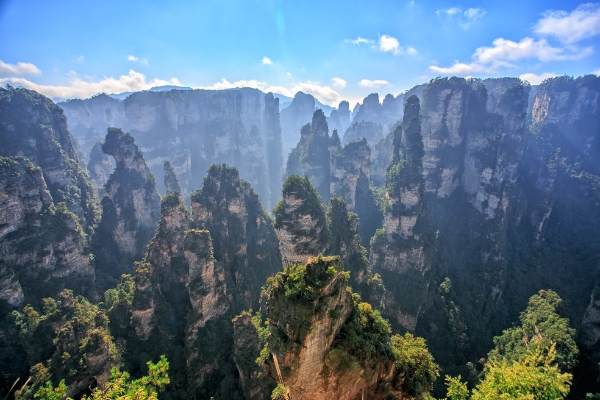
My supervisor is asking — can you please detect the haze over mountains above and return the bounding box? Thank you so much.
[1,71,600,399]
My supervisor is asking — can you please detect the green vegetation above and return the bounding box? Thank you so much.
[34,356,169,400]
[391,333,439,397]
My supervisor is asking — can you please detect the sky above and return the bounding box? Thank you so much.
[0,0,599,106]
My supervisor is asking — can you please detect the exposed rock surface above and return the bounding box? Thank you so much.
[61,89,285,206]
[331,138,371,211]
[342,120,383,146]
[328,100,351,136]
[0,156,94,306]
[87,142,114,196]
[95,128,161,279]
[0,86,98,233]
[280,91,316,153]
[163,160,182,194]
[274,175,329,263]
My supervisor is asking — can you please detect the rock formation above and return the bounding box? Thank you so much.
[280,91,316,152]
[163,160,182,194]
[328,100,351,136]
[60,88,285,206]
[0,156,94,306]
[87,142,114,196]
[342,120,383,146]
[95,128,161,279]
[0,86,99,234]
[274,175,329,263]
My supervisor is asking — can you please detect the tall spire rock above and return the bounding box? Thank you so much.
[0,87,99,234]
[0,156,94,306]
[280,91,316,152]
[96,128,161,279]
[285,109,332,202]
[163,160,182,194]
[370,95,428,331]
[263,93,284,209]
[274,175,329,263]
[87,141,114,196]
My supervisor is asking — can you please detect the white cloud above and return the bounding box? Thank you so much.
[430,37,592,75]
[1,69,181,99]
[76,56,85,63]
[331,77,346,89]
[346,35,416,55]
[436,7,486,28]
[0,60,41,77]
[345,37,375,45]
[519,72,558,85]
[127,55,148,66]
[379,35,400,55]
[535,3,600,44]
[262,57,273,65]
[593,68,600,76]
[199,78,342,106]
[286,72,291,76]
[358,79,390,88]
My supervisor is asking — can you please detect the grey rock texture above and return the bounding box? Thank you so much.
[0,87,99,234]
[0,156,94,306]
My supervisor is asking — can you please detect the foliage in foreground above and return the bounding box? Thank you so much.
[34,356,170,400]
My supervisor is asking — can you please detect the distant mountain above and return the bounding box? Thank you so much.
[107,85,193,100]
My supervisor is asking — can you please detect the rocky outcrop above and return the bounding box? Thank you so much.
[58,93,130,158]
[95,128,161,278]
[280,91,316,153]
[274,175,329,263]
[580,289,600,369]
[60,88,284,206]
[258,256,418,400]
[87,142,113,196]
[331,138,371,211]
[285,110,331,202]
[0,86,98,233]
[370,95,427,330]
[263,93,284,209]
[191,164,281,310]
[163,160,182,194]
[352,93,402,129]
[232,311,276,400]
[342,120,383,146]
[328,100,351,136]
[0,156,94,306]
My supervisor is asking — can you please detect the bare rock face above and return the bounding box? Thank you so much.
[232,311,276,400]
[0,156,94,306]
[260,256,403,400]
[191,164,281,311]
[370,95,427,330]
[87,142,114,196]
[280,91,316,152]
[274,175,329,264]
[331,138,371,211]
[60,88,284,207]
[328,100,351,136]
[263,93,284,209]
[58,93,130,158]
[163,160,182,194]
[285,110,332,202]
[0,87,99,234]
[342,120,383,146]
[96,128,161,278]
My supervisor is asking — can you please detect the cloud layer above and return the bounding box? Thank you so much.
[534,3,600,44]
[0,61,41,76]
[346,35,417,55]
[1,69,181,99]
[358,79,390,88]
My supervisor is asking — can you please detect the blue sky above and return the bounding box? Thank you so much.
[0,0,599,106]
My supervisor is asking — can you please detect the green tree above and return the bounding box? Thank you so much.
[390,332,439,398]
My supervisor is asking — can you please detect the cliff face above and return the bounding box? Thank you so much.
[342,120,383,146]
[96,128,161,279]
[274,175,329,264]
[280,91,316,153]
[256,256,427,400]
[328,100,351,137]
[331,138,371,211]
[87,142,114,196]
[0,157,94,307]
[163,160,182,194]
[60,89,284,208]
[263,93,284,209]
[58,93,130,158]
[0,87,98,234]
